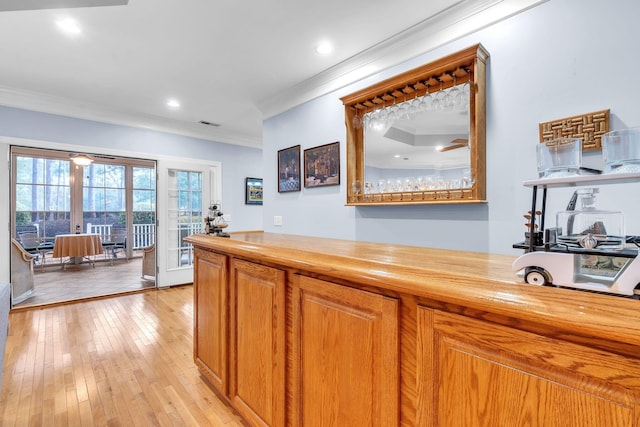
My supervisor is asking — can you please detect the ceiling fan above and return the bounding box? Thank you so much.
[438,138,469,152]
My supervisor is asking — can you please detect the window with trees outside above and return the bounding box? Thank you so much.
[11,147,156,261]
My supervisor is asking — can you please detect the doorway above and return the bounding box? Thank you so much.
[10,146,157,307]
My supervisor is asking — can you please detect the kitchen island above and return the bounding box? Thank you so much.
[185,231,640,427]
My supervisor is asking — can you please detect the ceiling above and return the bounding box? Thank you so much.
[0,0,544,148]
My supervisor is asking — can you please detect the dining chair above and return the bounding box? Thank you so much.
[103,228,127,262]
[17,232,54,268]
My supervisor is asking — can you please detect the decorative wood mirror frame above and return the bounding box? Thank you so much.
[341,44,489,205]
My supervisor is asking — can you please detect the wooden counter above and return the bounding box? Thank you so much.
[186,232,640,427]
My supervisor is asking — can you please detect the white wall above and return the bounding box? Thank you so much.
[263,0,640,255]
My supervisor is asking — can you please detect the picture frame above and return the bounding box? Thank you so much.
[304,142,340,188]
[245,177,263,205]
[277,145,301,192]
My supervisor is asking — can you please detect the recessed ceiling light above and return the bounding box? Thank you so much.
[394,154,401,158]
[56,17,81,35]
[314,41,334,55]
[166,99,181,109]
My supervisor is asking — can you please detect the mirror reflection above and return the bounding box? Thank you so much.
[363,86,473,194]
[342,43,488,205]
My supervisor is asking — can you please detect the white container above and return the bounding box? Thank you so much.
[536,138,582,178]
[601,127,640,173]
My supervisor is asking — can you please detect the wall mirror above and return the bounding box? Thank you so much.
[341,44,488,205]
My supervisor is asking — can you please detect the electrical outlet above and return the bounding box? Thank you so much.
[274,215,283,226]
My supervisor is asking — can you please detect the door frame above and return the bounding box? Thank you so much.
[1,136,222,291]
[156,158,221,287]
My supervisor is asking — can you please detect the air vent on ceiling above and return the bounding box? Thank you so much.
[199,120,221,127]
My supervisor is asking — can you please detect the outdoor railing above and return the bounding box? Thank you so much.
[86,223,156,250]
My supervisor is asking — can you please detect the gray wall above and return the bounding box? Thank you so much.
[263,0,640,255]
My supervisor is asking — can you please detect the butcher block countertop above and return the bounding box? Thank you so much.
[185,232,640,351]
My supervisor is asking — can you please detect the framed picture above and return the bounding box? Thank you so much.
[277,145,301,192]
[245,177,263,205]
[304,142,340,188]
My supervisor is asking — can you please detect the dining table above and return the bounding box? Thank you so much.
[53,233,103,268]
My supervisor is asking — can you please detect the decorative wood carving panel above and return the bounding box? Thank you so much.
[539,109,610,151]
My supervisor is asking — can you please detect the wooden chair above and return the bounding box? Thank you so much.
[141,243,156,279]
[10,238,36,304]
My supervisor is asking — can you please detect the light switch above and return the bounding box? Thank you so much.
[274,216,283,226]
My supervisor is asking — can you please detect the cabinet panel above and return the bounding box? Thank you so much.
[193,249,228,394]
[230,259,286,427]
[417,307,638,427]
[293,275,399,427]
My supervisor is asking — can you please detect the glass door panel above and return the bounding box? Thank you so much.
[132,166,156,250]
[82,163,126,243]
[167,169,203,269]
[14,156,71,239]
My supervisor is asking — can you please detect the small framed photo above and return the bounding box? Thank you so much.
[304,142,340,188]
[245,177,263,205]
[277,145,301,192]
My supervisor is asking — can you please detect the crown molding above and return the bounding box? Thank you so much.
[0,85,262,149]
[258,0,548,119]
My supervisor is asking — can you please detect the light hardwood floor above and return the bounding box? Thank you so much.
[0,286,245,426]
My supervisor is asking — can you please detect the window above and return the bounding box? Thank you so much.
[133,166,156,249]
[166,169,203,269]
[11,147,156,257]
[14,156,71,237]
[83,163,126,233]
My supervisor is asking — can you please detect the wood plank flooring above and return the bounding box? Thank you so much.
[0,286,245,426]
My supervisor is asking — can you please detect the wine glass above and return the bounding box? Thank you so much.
[419,81,434,112]
[446,72,460,110]
[407,85,422,117]
[455,69,472,110]
[433,79,447,111]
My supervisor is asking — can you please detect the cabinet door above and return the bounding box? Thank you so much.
[229,259,286,427]
[292,275,399,427]
[417,307,638,427]
[193,249,228,394]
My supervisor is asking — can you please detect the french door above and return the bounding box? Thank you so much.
[156,159,220,287]
[11,146,156,263]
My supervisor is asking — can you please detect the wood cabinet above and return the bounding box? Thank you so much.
[418,307,640,426]
[291,275,399,426]
[187,232,640,427]
[193,248,228,394]
[229,258,286,427]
